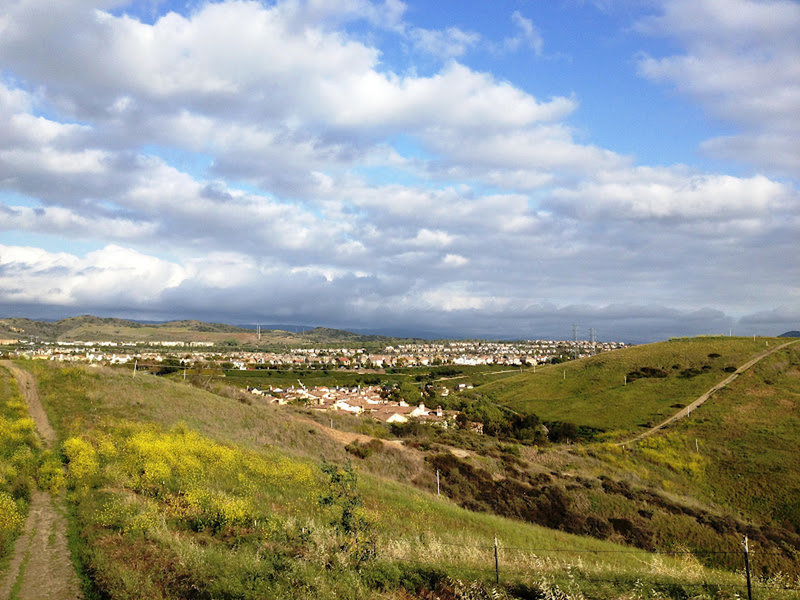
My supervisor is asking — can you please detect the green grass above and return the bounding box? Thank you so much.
[13,358,800,599]
[215,363,523,391]
[473,337,782,437]
[617,343,800,531]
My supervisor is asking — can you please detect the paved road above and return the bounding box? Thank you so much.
[0,361,83,600]
[622,339,799,446]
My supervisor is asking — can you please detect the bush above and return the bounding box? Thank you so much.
[63,437,101,489]
[626,366,669,382]
[0,492,24,545]
[319,461,376,567]
[345,439,383,459]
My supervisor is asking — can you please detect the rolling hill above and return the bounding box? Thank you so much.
[1,335,799,599]
[469,336,784,437]
[0,315,407,348]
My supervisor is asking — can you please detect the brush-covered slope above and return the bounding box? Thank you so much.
[7,360,790,599]
[472,337,784,437]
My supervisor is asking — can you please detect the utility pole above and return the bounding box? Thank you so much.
[436,469,440,497]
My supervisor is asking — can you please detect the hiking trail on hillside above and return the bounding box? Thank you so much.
[0,361,83,600]
[622,339,799,445]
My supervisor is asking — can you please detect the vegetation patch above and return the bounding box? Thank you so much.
[0,366,63,561]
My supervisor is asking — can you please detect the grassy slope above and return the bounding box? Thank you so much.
[19,360,785,599]
[475,337,781,437]
[615,342,800,532]
[217,363,522,391]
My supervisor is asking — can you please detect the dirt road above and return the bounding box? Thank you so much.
[0,361,83,600]
[623,339,799,445]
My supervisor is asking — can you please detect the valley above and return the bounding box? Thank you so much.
[0,333,798,599]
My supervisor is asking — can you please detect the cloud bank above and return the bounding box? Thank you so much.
[0,0,797,341]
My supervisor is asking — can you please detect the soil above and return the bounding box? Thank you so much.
[0,361,83,600]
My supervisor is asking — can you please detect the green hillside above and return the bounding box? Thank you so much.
[471,337,784,437]
[3,336,800,599]
[611,341,800,534]
[3,359,794,599]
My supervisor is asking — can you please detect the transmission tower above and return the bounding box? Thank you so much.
[572,323,578,359]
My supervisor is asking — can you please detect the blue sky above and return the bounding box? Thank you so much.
[0,0,798,342]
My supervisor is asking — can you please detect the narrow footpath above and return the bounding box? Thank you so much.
[0,361,83,600]
[623,339,799,445]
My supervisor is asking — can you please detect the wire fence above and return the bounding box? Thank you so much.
[374,535,800,596]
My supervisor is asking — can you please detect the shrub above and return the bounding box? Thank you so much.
[37,451,65,494]
[0,492,24,544]
[319,461,375,566]
[345,439,383,459]
[63,437,100,489]
[626,366,669,382]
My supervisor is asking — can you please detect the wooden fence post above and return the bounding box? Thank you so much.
[743,535,753,600]
[494,534,499,585]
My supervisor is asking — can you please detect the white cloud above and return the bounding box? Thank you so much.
[504,11,544,56]
[636,0,800,176]
[408,26,481,59]
[550,168,795,221]
[0,1,796,340]
[0,244,185,306]
[410,228,455,248]
[441,253,468,268]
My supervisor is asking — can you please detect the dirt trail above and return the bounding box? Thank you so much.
[1,362,56,445]
[0,361,83,600]
[623,339,799,445]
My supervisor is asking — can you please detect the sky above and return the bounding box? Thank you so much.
[0,0,798,343]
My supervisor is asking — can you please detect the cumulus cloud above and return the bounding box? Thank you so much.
[0,244,185,306]
[0,0,796,340]
[636,0,800,177]
[550,168,795,221]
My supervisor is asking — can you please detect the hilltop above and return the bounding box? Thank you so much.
[0,315,408,348]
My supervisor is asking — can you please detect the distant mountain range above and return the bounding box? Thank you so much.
[780,331,800,337]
